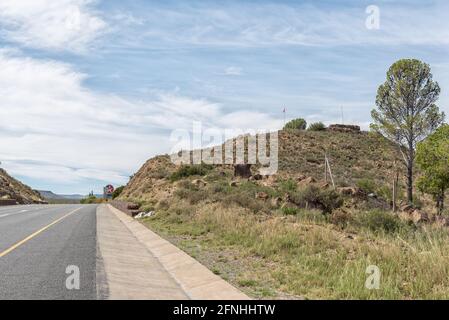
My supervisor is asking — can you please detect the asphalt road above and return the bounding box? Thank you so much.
[0,204,98,300]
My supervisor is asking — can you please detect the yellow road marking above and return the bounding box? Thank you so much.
[0,207,83,258]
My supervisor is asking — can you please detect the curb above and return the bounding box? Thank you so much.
[107,204,250,300]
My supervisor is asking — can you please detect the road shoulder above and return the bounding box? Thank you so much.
[105,204,249,300]
[96,204,189,300]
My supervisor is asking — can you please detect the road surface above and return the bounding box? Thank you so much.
[0,204,97,299]
[0,204,248,300]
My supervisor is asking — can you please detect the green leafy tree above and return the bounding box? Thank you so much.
[112,186,125,199]
[284,118,307,130]
[371,59,445,204]
[416,124,449,214]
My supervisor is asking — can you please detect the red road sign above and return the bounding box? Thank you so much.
[104,185,114,195]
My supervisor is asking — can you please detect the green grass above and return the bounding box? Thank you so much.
[142,199,449,299]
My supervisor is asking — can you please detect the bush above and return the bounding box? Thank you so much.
[169,164,213,182]
[112,186,125,199]
[281,206,298,215]
[284,118,307,130]
[291,185,343,214]
[308,122,326,131]
[354,210,403,234]
[356,178,377,194]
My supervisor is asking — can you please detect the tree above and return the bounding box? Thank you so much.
[284,118,307,130]
[416,124,449,214]
[112,186,125,199]
[371,59,445,204]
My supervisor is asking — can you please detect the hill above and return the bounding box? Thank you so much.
[37,190,85,200]
[0,168,45,205]
[121,129,403,202]
[117,128,449,299]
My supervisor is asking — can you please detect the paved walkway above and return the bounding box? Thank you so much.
[97,204,249,300]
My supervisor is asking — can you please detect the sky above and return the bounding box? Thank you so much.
[0,0,448,194]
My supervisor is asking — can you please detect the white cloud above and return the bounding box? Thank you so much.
[120,2,449,48]
[0,0,106,53]
[223,67,242,76]
[0,51,281,192]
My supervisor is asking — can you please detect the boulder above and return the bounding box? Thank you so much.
[234,164,252,178]
[398,211,411,222]
[337,187,361,196]
[298,177,316,186]
[191,179,207,187]
[434,216,449,227]
[271,197,282,207]
[127,203,140,210]
[400,204,414,213]
[229,180,239,187]
[411,209,429,224]
[255,192,269,200]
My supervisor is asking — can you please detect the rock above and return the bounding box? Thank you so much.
[328,124,361,133]
[252,174,263,181]
[283,193,291,203]
[234,164,252,178]
[130,209,141,217]
[400,204,414,213]
[434,216,449,227]
[127,203,140,210]
[298,177,316,186]
[337,187,360,196]
[135,211,155,219]
[271,197,282,207]
[261,175,277,187]
[296,174,307,182]
[411,209,429,224]
[320,182,330,189]
[255,192,269,200]
[398,211,411,222]
[229,180,239,187]
[191,179,207,187]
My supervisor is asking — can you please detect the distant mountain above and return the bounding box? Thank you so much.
[37,190,85,200]
[0,169,45,205]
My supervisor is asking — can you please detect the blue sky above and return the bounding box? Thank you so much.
[0,0,448,194]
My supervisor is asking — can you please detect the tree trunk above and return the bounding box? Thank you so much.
[406,160,414,205]
[406,142,414,205]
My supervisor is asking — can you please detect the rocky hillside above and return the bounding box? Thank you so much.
[120,129,403,203]
[0,168,44,205]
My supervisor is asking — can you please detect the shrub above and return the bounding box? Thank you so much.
[279,178,297,192]
[169,164,213,181]
[291,185,343,214]
[284,118,307,130]
[308,122,326,131]
[356,178,377,194]
[112,186,125,199]
[281,206,298,215]
[354,210,403,234]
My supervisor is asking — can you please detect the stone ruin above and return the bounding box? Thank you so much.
[328,124,361,133]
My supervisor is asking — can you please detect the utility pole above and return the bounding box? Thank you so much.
[283,107,286,127]
[341,106,344,124]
